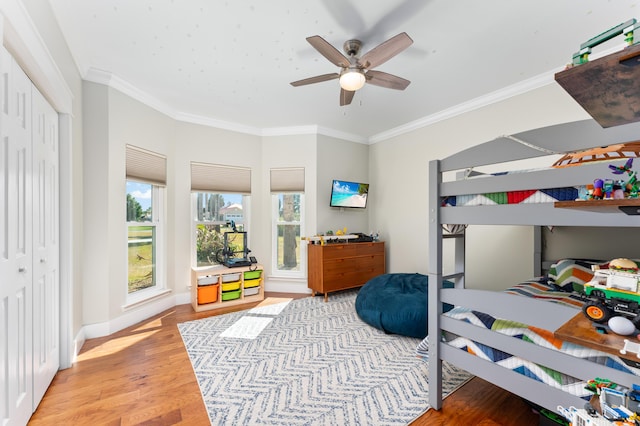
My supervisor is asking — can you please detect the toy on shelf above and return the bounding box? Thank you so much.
[582,258,640,329]
[569,18,640,66]
[610,158,639,199]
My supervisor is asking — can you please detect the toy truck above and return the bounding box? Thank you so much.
[581,259,640,326]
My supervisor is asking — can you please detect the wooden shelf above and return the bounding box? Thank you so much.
[190,264,264,312]
[554,199,640,214]
[555,313,640,363]
[555,43,640,128]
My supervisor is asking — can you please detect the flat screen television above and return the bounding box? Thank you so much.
[329,179,369,208]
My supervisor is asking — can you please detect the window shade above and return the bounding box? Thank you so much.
[270,167,305,193]
[126,145,167,185]
[191,162,251,194]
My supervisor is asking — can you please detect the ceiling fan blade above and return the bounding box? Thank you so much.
[290,73,340,87]
[340,89,355,106]
[358,32,413,69]
[306,36,350,68]
[366,70,410,90]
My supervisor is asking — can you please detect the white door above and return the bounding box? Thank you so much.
[0,47,34,426]
[31,86,59,407]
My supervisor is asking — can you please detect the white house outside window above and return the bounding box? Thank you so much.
[190,162,252,267]
[193,192,248,267]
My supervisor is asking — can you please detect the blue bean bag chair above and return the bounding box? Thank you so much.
[355,273,453,339]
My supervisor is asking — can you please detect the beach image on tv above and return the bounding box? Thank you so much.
[331,180,369,208]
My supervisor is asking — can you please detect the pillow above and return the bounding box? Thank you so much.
[547,259,605,293]
[548,258,640,293]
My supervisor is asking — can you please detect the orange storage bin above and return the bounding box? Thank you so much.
[198,284,219,304]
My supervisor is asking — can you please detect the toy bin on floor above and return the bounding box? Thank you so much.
[197,284,219,304]
[221,289,242,301]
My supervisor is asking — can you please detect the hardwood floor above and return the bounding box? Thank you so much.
[29,293,540,425]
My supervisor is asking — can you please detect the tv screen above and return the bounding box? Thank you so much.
[330,179,369,208]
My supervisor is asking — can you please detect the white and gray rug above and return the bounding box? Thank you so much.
[178,289,471,426]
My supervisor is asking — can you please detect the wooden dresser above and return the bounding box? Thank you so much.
[307,241,385,301]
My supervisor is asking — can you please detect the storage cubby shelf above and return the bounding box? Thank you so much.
[190,264,264,312]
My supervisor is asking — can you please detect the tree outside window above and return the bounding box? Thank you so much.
[274,193,304,275]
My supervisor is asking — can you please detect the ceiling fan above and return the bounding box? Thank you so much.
[290,32,413,106]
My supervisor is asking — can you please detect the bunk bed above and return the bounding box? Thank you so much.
[425,118,640,414]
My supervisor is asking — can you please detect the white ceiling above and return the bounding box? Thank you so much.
[47,0,640,141]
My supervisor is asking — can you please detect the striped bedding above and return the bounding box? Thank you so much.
[416,281,640,399]
[442,186,584,207]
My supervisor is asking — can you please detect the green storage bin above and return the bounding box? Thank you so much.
[244,270,262,280]
[221,289,241,301]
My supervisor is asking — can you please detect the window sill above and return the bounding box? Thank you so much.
[122,288,172,311]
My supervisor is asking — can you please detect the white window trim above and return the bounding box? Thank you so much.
[126,184,166,305]
[271,193,305,278]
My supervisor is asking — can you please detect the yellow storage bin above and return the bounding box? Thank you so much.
[244,279,260,289]
[197,284,219,304]
[221,281,241,292]
[221,289,241,301]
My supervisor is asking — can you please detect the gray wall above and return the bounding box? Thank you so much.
[316,134,370,236]
[368,83,593,290]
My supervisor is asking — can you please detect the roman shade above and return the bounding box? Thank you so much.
[270,167,305,193]
[191,162,251,194]
[126,145,167,185]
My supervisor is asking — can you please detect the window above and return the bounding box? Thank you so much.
[272,193,304,276]
[127,181,163,293]
[271,168,305,277]
[126,145,166,299]
[190,160,252,268]
[192,192,248,266]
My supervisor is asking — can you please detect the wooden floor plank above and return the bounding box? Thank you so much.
[29,292,541,425]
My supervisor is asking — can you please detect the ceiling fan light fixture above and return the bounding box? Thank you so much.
[339,69,365,91]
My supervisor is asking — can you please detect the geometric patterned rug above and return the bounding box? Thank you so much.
[178,289,471,426]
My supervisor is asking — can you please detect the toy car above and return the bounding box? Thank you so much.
[582,259,640,326]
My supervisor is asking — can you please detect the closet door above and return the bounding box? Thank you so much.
[31,86,59,406]
[0,47,34,426]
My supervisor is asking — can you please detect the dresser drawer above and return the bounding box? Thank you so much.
[355,242,385,256]
[323,271,360,292]
[356,254,385,271]
[321,244,357,259]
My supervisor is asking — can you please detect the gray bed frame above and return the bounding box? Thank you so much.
[427,118,640,413]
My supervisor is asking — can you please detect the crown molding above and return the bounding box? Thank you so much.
[0,1,73,113]
[368,71,556,144]
[84,40,623,146]
[368,42,628,144]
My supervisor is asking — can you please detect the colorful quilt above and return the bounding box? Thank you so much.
[416,281,640,399]
[442,186,583,207]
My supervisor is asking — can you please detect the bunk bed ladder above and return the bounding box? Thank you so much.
[428,159,467,411]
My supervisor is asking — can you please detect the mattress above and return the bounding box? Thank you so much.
[442,186,584,207]
[416,281,640,399]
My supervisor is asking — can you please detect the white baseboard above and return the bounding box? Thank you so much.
[73,280,307,362]
[264,278,311,294]
[81,291,189,340]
